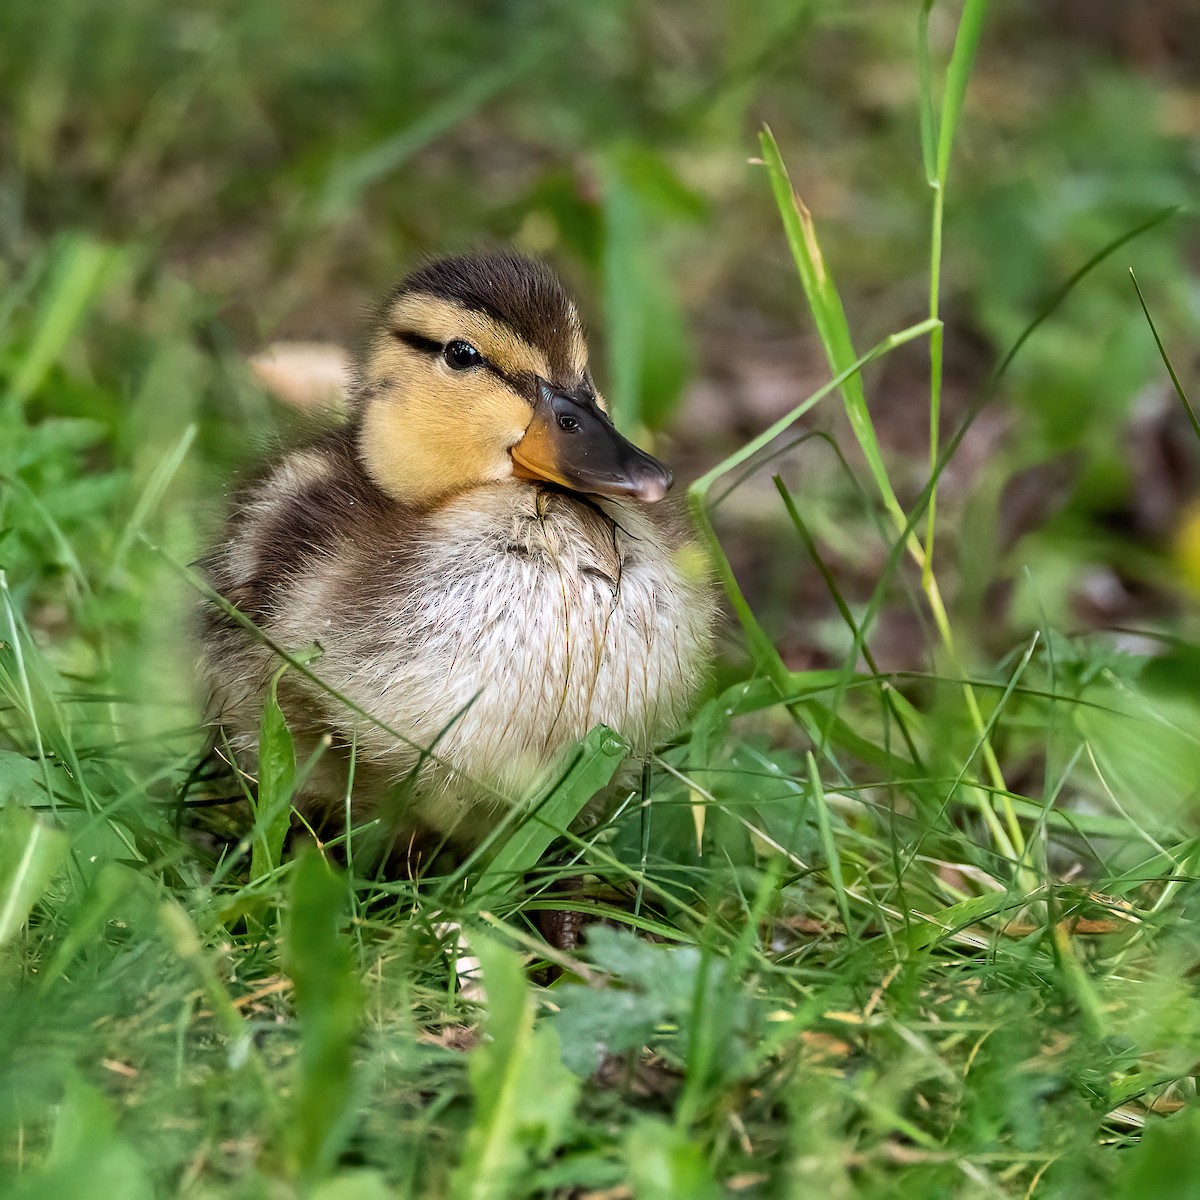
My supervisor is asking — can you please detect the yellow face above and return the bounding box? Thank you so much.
[357,292,672,507]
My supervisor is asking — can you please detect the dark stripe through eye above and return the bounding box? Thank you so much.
[393,330,443,356]
[391,329,536,399]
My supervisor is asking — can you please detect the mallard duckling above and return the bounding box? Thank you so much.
[200,252,713,849]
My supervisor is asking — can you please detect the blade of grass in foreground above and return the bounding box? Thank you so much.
[919,0,989,573]
[283,852,364,1184]
[687,320,938,784]
[249,669,297,883]
[808,751,852,934]
[4,235,117,413]
[0,805,68,947]
[1129,268,1199,440]
[468,725,628,903]
[450,936,578,1200]
[829,208,1185,784]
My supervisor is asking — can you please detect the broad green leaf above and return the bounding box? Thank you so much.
[0,749,46,806]
[1116,1107,1200,1198]
[471,724,627,900]
[250,668,297,881]
[636,267,691,429]
[283,851,364,1184]
[311,1171,398,1200]
[602,147,696,432]
[451,936,578,1200]
[549,926,703,1076]
[624,1119,722,1200]
[6,1076,154,1200]
[0,805,67,947]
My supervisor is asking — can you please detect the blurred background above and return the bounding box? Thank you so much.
[2,0,1198,698]
[3,6,1200,1189]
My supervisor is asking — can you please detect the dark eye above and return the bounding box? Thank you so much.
[557,414,581,433]
[443,339,481,370]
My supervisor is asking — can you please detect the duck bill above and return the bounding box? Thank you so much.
[511,382,673,502]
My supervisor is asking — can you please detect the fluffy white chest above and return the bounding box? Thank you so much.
[300,484,710,826]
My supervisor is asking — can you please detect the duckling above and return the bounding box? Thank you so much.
[199,252,713,850]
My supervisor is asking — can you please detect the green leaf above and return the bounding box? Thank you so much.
[6,1076,154,1200]
[283,851,365,1184]
[310,1171,399,1200]
[13,417,108,470]
[636,268,691,428]
[0,805,67,947]
[470,724,627,901]
[1116,1110,1200,1199]
[0,749,47,807]
[451,936,578,1200]
[313,46,545,224]
[602,148,696,432]
[624,1119,722,1200]
[549,926,703,1076]
[250,668,297,881]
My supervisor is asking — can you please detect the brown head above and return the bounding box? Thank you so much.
[353,252,672,507]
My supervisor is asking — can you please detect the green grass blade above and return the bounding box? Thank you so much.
[469,724,627,901]
[283,851,365,1184]
[807,752,851,933]
[759,126,909,533]
[916,2,938,185]
[106,422,197,585]
[935,0,989,187]
[1129,268,1199,440]
[773,474,926,771]
[0,805,68,947]
[922,0,988,573]
[5,235,116,412]
[688,319,937,688]
[313,46,544,224]
[993,206,1180,383]
[689,318,939,505]
[451,936,578,1200]
[249,669,298,882]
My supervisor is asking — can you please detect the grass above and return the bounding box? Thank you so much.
[3,2,1200,1197]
